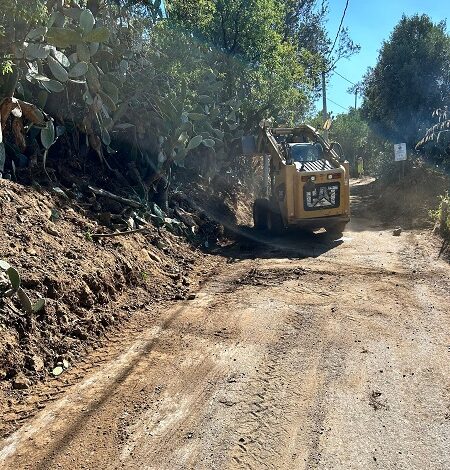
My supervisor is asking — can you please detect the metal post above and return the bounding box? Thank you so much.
[322,71,328,142]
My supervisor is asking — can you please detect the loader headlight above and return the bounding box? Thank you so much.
[327,173,342,180]
[301,175,317,182]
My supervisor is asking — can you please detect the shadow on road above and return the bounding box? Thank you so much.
[211,178,395,260]
[213,226,344,260]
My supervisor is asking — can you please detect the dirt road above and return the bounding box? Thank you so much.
[1,185,449,469]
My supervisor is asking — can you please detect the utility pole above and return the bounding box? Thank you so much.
[322,70,328,141]
[354,87,358,110]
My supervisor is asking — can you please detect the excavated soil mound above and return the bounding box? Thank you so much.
[0,180,220,399]
[361,168,448,228]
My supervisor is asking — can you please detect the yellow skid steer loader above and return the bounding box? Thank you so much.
[252,121,350,235]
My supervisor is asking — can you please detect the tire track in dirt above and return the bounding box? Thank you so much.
[228,310,317,469]
[1,214,449,470]
[0,262,258,469]
[106,268,310,469]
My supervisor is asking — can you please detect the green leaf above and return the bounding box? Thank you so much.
[119,60,128,74]
[86,64,101,91]
[94,50,114,62]
[152,203,165,219]
[68,53,78,65]
[25,43,50,61]
[102,117,113,130]
[101,80,119,103]
[31,73,50,82]
[80,9,95,33]
[17,287,32,314]
[62,7,82,21]
[114,123,135,130]
[48,56,69,83]
[89,42,100,56]
[186,135,203,151]
[46,27,83,48]
[178,122,192,134]
[198,95,213,105]
[52,50,70,68]
[83,27,110,43]
[32,298,46,313]
[76,43,91,62]
[227,110,237,122]
[83,89,94,105]
[25,26,48,41]
[188,113,207,122]
[41,121,56,149]
[98,91,117,112]
[173,145,187,162]
[213,128,224,139]
[33,108,46,126]
[6,267,20,289]
[47,11,65,28]
[202,139,216,148]
[44,80,65,93]
[68,79,86,85]
[68,61,88,78]
[100,126,111,146]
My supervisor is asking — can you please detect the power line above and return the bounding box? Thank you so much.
[328,0,350,58]
[333,70,356,86]
[327,98,349,111]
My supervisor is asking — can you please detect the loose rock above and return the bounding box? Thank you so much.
[12,373,31,390]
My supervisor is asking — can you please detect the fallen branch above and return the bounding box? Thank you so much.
[91,227,151,238]
[88,186,144,209]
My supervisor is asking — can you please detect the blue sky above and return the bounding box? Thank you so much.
[323,0,449,116]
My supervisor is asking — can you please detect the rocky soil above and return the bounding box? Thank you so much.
[0,178,227,436]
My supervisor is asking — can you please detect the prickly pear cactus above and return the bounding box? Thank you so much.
[0,259,46,313]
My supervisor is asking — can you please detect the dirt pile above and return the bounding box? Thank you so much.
[369,167,448,228]
[0,180,222,395]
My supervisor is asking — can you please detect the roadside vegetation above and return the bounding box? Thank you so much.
[0,0,358,199]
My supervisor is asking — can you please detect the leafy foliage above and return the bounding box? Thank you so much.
[284,0,359,76]
[327,108,392,176]
[0,0,358,197]
[417,108,450,170]
[169,0,314,126]
[361,15,450,149]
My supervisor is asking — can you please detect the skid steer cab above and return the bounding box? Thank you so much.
[249,121,350,236]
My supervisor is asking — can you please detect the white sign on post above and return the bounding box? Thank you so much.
[394,143,407,161]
